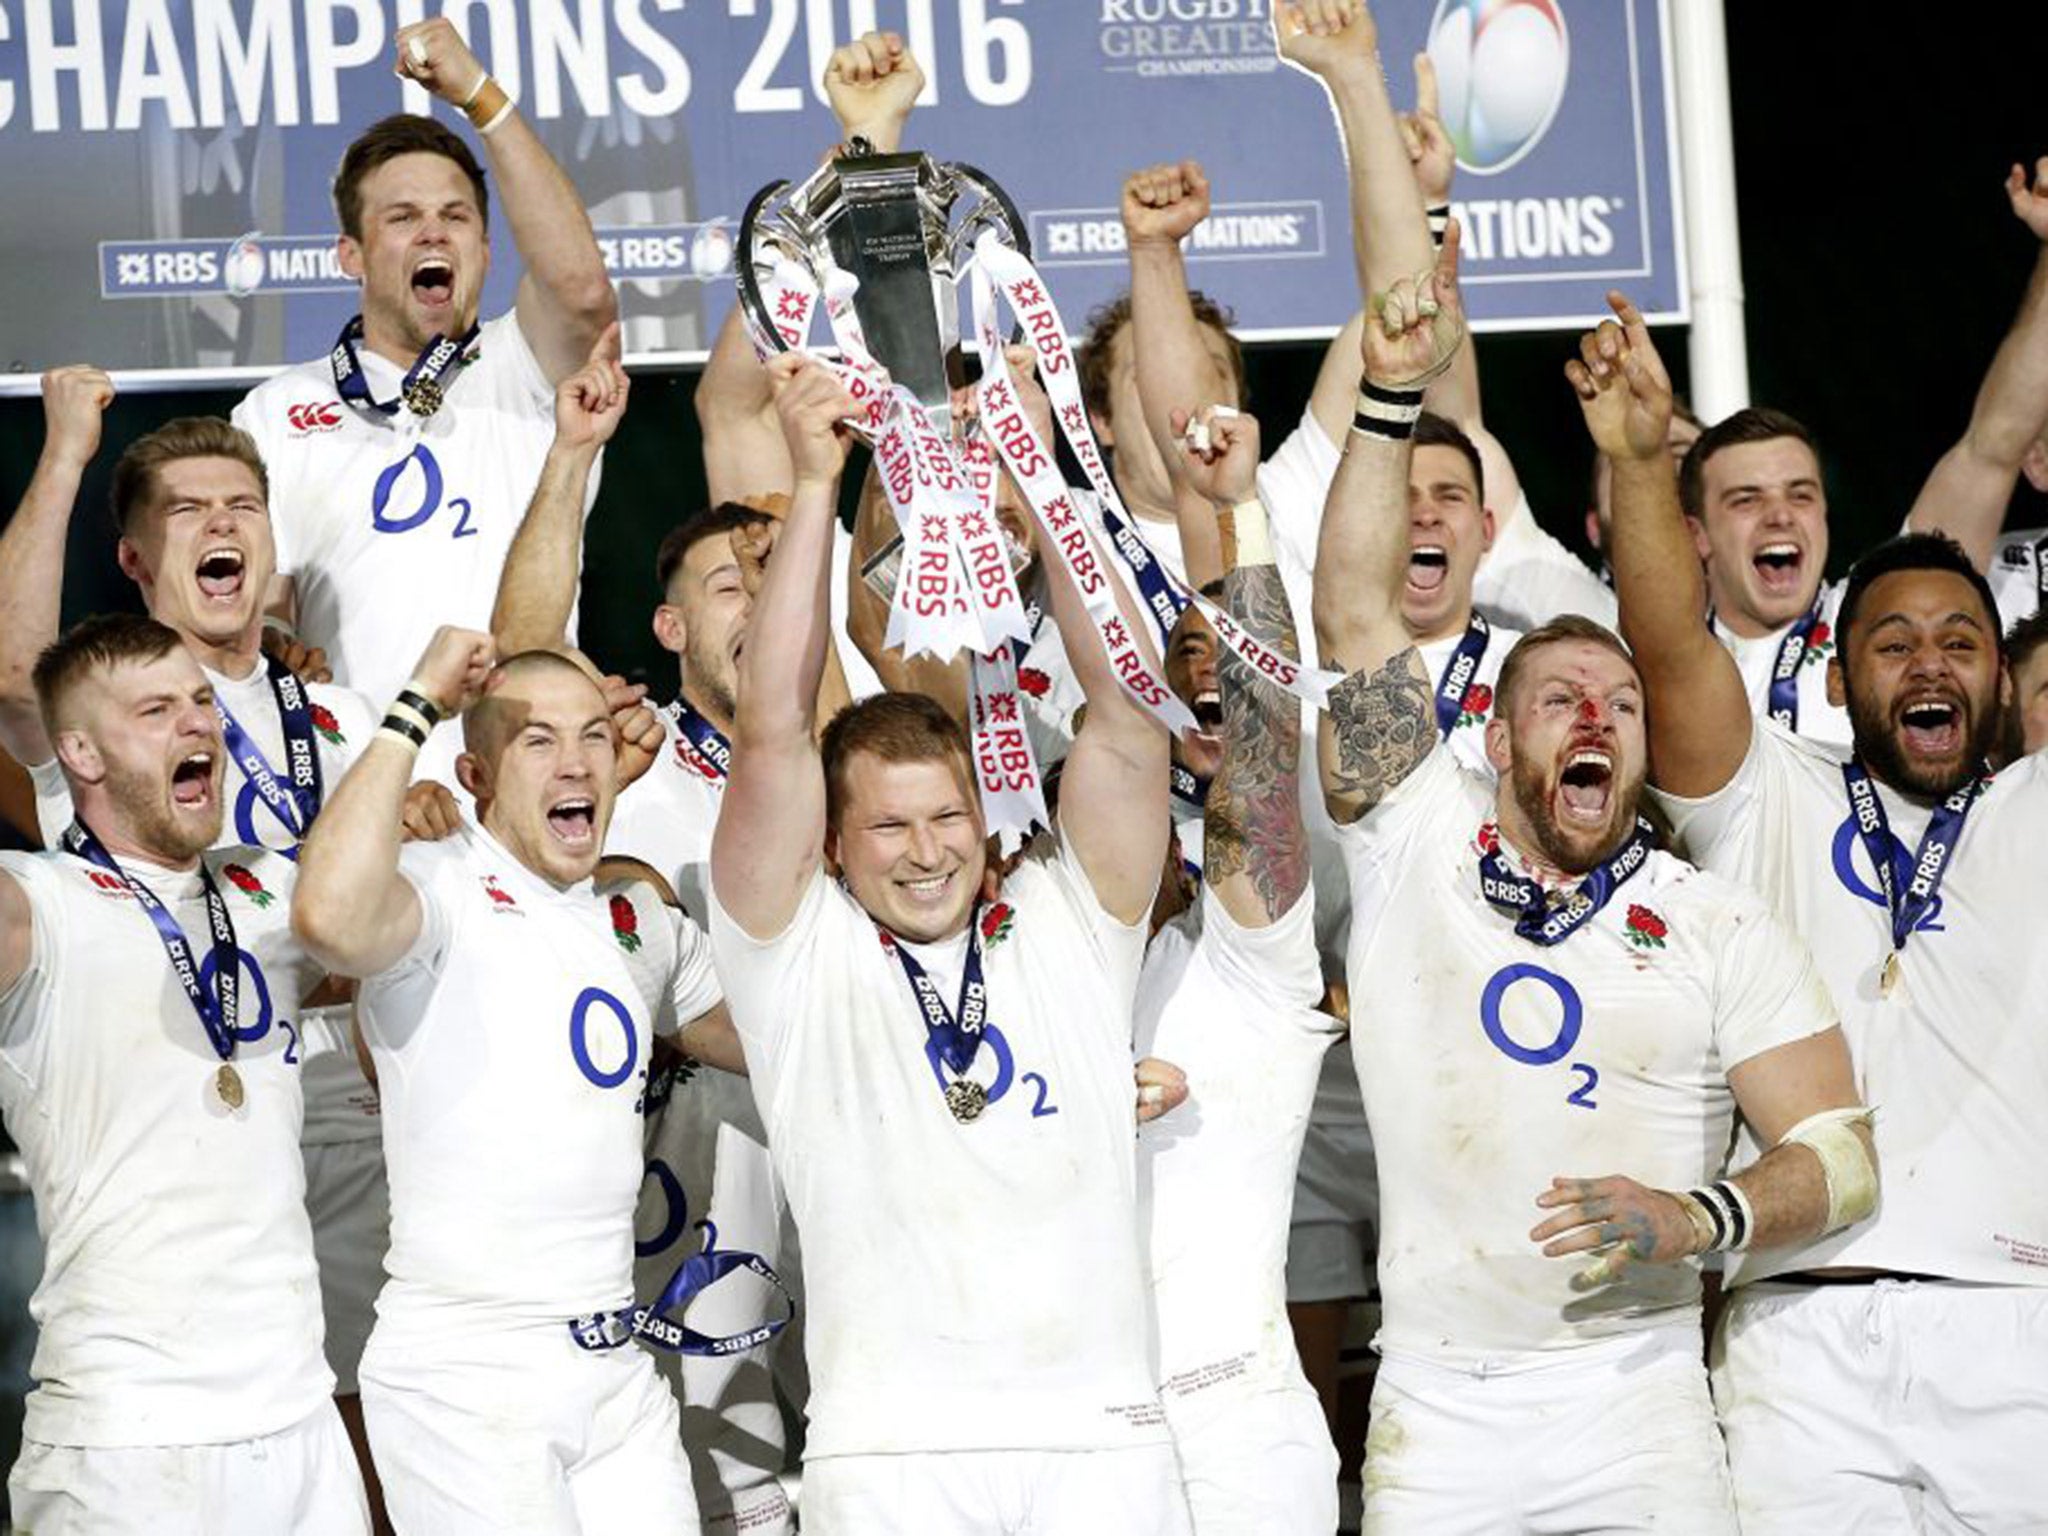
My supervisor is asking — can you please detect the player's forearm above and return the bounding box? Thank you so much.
[698,307,794,506]
[1906,245,2048,566]
[1129,241,1235,475]
[1716,1119,1878,1253]
[1311,424,1413,673]
[1205,551,1308,925]
[490,438,597,653]
[677,1002,749,1077]
[292,736,421,977]
[1326,54,1433,300]
[1171,479,1227,592]
[490,111,615,373]
[0,447,86,761]
[736,474,838,748]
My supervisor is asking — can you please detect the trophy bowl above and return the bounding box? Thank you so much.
[737,141,1031,429]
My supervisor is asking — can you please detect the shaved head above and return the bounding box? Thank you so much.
[462,650,604,769]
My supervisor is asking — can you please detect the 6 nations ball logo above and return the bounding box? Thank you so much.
[1428,0,1570,174]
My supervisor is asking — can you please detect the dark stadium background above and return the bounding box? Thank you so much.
[1,11,2045,1517]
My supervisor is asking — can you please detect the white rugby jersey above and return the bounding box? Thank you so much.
[1136,889,1340,1427]
[30,659,381,1147]
[1340,747,1837,1365]
[604,704,727,923]
[1473,493,1619,633]
[1657,723,2048,1286]
[1990,525,2046,632]
[1713,577,1852,748]
[359,822,721,1331]
[0,845,331,1446]
[232,312,588,715]
[708,838,1169,1458]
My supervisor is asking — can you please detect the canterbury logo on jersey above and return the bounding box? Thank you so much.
[286,402,345,435]
[85,869,133,899]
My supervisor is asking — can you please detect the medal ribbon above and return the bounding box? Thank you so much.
[1170,764,1210,812]
[62,821,239,1058]
[879,903,990,1081]
[1766,597,1826,730]
[569,1208,794,1358]
[1433,613,1493,739]
[215,656,324,846]
[664,698,732,783]
[1840,759,1986,952]
[330,316,481,421]
[1477,820,1656,947]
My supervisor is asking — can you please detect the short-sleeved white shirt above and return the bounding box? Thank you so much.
[603,703,727,924]
[1339,748,1837,1364]
[30,659,380,1147]
[1656,723,2048,1286]
[707,839,1168,1458]
[1990,525,2046,633]
[1136,888,1339,1425]
[1713,577,1852,748]
[1473,493,1619,633]
[0,846,331,1446]
[232,312,585,729]
[359,821,721,1333]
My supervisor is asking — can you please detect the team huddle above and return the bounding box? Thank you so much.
[1,4,2045,1535]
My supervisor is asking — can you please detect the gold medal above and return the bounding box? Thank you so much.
[216,1062,245,1110]
[944,1079,988,1124]
[1880,951,1901,999]
[402,377,444,418]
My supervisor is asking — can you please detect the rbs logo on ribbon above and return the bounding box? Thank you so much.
[1428,0,1571,174]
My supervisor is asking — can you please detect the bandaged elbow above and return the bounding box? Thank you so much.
[1779,1107,1878,1234]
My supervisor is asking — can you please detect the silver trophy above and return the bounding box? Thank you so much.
[737,137,1029,431]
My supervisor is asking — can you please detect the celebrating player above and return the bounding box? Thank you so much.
[291,626,741,1536]
[0,615,368,1535]
[707,353,1191,1533]
[1588,289,2048,1532]
[233,18,617,781]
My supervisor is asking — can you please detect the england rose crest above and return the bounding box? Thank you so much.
[610,894,643,953]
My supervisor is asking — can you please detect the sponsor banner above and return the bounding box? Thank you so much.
[0,0,1681,387]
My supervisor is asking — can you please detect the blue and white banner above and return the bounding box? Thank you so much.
[0,0,1683,390]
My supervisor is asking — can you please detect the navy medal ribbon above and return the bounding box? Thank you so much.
[330,315,481,421]
[1478,820,1656,947]
[1766,597,1825,730]
[569,1203,794,1358]
[1433,612,1493,739]
[215,656,325,847]
[880,900,990,1082]
[665,699,733,782]
[62,821,239,1059]
[1097,503,1191,652]
[1840,758,1986,952]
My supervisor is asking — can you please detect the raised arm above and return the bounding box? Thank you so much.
[1177,408,1309,927]
[0,367,114,765]
[708,356,857,938]
[1905,159,2048,567]
[1123,160,1240,482]
[1572,294,1752,797]
[292,626,497,977]
[395,19,616,384]
[491,325,626,652]
[1313,243,1464,823]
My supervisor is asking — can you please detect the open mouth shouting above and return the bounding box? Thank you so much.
[1897,695,1963,760]
[195,546,245,604]
[1557,746,1615,827]
[545,794,597,850]
[411,256,456,315]
[171,749,217,810]
[1191,687,1223,735]
[1751,541,1805,599]
[1408,544,1449,597]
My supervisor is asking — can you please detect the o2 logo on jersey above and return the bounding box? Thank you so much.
[569,986,640,1092]
[637,1158,691,1259]
[922,1024,1060,1119]
[1427,0,1570,174]
[1479,963,1598,1109]
[370,444,478,539]
[233,781,303,861]
[1830,817,1945,932]
[197,946,300,1064]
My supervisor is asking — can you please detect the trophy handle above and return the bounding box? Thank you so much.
[735,176,799,359]
[947,162,1032,265]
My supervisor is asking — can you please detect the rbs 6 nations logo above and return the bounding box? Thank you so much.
[1427,0,1570,174]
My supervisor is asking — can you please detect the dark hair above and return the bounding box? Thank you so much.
[33,613,184,734]
[1076,289,1247,426]
[1837,532,2003,655]
[1415,411,1484,505]
[2007,606,2048,676]
[1678,406,1819,521]
[110,417,269,535]
[820,692,975,830]
[334,113,490,241]
[654,503,775,592]
[1495,614,1639,717]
